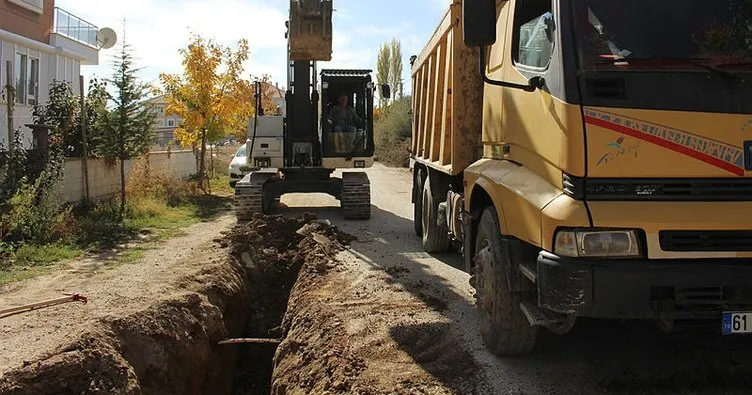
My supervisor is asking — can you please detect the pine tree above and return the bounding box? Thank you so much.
[93,33,156,215]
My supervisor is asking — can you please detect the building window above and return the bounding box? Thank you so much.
[15,54,27,105]
[167,119,175,127]
[28,58,39,106]
[7,0,43,14]
[14,54,39,106]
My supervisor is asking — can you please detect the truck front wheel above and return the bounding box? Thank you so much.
[473,207,537,356]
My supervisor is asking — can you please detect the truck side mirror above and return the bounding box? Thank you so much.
[380,84,391,100]
[463,0,497,47]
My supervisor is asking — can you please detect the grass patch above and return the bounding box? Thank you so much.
[0,265,54,287]
[115,247,147,266]
[127,196,199,230]
[209,174,235,197]
[13,244,82,265]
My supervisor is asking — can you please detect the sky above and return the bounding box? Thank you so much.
[56,0,452,95]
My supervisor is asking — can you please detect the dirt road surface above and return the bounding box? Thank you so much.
[276,164,752,395]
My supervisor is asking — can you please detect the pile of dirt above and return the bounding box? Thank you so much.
[221,213,355,278]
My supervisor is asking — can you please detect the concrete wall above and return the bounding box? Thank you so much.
[59,150,197,202]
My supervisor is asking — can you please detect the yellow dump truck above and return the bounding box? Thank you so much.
[411,0,752,355]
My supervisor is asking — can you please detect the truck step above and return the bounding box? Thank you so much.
[518,263,537,283]
[520,301,564,327]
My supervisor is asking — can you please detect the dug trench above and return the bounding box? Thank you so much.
[0,214,356,395]
[224,213,357,394]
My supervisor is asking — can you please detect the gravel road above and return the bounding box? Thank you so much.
[281,163,752,395]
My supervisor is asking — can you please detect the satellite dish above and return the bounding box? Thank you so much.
[96,27,117,50]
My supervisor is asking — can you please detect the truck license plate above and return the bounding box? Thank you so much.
[722,312,752,334]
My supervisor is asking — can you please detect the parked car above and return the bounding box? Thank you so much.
[228,143,248,188]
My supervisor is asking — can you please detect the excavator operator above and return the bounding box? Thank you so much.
[327,92,363,133]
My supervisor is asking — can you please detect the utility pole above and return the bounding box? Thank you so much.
[5,61,14,153]
[79,75,90,201]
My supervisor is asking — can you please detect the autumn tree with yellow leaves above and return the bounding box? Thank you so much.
[159,35,255,190]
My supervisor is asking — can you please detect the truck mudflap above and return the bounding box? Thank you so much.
[537,251,752,321]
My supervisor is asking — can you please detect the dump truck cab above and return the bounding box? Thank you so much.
[411,0,752,355]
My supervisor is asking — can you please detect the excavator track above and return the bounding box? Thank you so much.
[234,173,267,220]
[341,172,371,220]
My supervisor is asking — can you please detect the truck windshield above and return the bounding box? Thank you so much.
[573,0,752,71]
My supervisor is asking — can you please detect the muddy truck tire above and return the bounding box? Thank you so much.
[421,176,451,253]
[473,207,537,356]
[413,168,425,237]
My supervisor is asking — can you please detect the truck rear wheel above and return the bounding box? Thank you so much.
[421,176,451,253]
[413,168,425,237]
[473,207,537,356]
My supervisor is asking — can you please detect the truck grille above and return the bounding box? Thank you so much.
[562,175,752,201]
[659,230,752,252]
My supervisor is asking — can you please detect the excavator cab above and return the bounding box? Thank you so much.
[319,70,375,161]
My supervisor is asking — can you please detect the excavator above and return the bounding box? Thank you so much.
[235,0,387,220]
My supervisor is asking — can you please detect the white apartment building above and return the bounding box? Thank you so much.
[0,0,104,149]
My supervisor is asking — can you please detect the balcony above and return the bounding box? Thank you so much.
[50,7,100,65]
[54,8,98,47]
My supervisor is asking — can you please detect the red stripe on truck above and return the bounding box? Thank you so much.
[585,116,745,176]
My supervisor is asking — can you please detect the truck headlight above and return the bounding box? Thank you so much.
[554,229,641,258]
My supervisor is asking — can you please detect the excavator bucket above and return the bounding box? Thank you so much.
[288,0,333,61]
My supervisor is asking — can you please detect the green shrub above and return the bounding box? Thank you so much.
[374,96,412,167]
[0,128,67,246]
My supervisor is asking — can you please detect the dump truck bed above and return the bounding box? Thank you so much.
[411,2,483,176]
